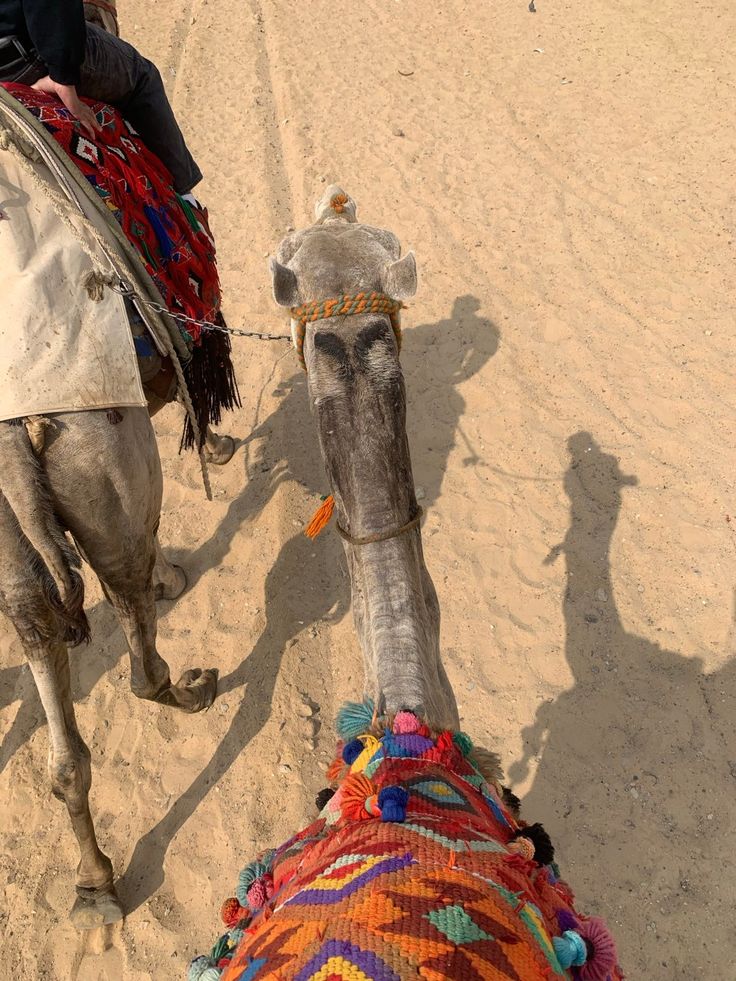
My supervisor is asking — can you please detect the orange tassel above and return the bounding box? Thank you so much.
[340,773,377,821]
[305,495,335,539]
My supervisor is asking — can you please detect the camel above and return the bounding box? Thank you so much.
[190,188,622,980]
[83,0,120,37]
[0,3,235,928]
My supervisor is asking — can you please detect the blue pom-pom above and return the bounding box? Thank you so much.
[342,738,364,765]
[553,930,587,969]
[378,785,409,823]
[336,698,375,740]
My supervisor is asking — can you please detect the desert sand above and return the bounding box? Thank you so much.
[1,1,735,978]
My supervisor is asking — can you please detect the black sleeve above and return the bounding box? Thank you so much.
[22,0,87,85]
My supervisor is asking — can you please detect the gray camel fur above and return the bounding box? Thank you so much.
[0,405,229,928]
[270,186,459,731]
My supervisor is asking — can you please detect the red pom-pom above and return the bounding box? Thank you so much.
[221,896,244,927]
[436,731,455,751]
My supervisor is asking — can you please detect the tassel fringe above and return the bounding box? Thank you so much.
[305,495,335,538]
[180,316,241,452]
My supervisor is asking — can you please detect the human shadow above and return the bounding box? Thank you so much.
[116,293,500,911]
[509,433,736,979]
[405,295,499,507]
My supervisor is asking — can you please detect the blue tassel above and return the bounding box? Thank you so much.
[144,204,174,261]
[378,785,409,823]
[336,698,375,740]
[553,930,587,969]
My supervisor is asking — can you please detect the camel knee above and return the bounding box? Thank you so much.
[49,745,92,805]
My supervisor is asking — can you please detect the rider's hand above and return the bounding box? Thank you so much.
[31,77,101,140]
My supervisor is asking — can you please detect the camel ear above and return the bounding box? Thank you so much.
[383,251,417,300]
[269,258,299,307]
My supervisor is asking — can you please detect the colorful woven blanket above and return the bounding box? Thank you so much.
[1,83,219,349]
[191,703,622,981]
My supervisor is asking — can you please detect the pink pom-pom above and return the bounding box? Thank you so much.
[393,711,421,734]
[579,916,618,981]
[247,874,274,911]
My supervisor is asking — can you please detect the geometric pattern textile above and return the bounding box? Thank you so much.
[190,706,622,981]
[1,83,221,349]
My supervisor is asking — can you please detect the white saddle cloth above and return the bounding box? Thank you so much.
[0,145,145,422]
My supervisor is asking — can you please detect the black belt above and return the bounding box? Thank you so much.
[0,36,35,74]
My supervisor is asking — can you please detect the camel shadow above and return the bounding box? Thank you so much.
[115,293,500,911]
[508,432,736,979]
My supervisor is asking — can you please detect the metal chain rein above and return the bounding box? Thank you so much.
[108,282,291,342]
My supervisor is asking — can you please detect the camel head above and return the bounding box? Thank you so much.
[269,187,458,729]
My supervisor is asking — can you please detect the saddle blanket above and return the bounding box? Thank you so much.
[0,143,145,421]
[2,83,222,348]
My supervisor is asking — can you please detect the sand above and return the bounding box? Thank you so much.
[1,1,735,978]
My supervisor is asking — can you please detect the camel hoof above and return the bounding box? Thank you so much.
[70,888,124,930]
[153,563,187,601]
[204,433,236,466]
[176,667,219,712]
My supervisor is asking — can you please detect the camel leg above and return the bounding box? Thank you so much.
[96,551,217,713]
[43,410,217,713]
[203,426,236,466]
[28,645,123,929]
[152,534,187,601]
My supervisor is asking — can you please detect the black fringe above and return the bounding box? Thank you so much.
[179,313,241,452]
[511,822,555,866]
[315,787,336,812]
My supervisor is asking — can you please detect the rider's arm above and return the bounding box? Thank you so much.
[22,0,86,85]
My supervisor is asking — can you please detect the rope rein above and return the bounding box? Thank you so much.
[337,507,423,546]
[295,290,418,545]
[291,291,404,369]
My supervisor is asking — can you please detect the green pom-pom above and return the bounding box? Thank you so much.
[453,731,474,756]
[336,698,375,740]
[211,933,231,964]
